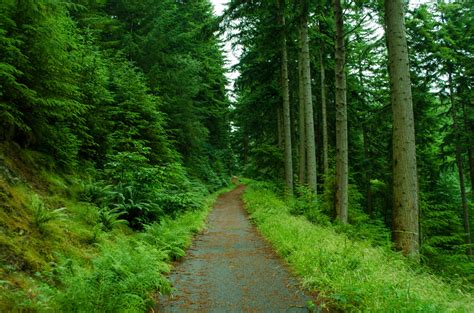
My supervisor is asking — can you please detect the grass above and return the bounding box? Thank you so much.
[243,181,473,312]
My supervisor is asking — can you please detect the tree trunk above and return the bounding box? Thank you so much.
[298,50,306,185]
[449,71,473,257]
[363,126,373,216]
[319,35,328,178]
[334,0,348,224]
[278,0,293,195]
[299,2,317,194]
[277,106,283,149]
[384,0,420,257]
[243,132,249,166]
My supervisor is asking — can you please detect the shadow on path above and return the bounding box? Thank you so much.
[157,185,313,312]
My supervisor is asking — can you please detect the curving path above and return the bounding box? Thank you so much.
[157,185,314,312]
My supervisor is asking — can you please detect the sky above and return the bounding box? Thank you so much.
[210,0,240,97]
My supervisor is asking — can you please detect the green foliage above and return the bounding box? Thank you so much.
[52,237,171,312]
[97,207,128,231]
[113,184,162,229]
[243,182,473,311]
[290,184,330,226]
[31,194,67,234]
[78,180,115,207]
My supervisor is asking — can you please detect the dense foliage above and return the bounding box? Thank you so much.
[0,0,232,310]
[0,0,232,196]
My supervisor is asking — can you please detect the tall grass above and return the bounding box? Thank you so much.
[243,183,473,312]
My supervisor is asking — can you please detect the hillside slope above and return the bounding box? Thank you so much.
[0,142,224,311]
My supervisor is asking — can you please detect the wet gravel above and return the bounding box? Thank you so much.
[157,185,314,312]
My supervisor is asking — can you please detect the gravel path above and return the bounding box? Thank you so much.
[157,185,314,312]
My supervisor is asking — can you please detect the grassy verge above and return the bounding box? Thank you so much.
[242,181,473,312]
[0,165,233,312]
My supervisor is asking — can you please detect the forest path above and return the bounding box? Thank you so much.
[157,185,314,312]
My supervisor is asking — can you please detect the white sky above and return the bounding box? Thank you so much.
[210,0,240,98]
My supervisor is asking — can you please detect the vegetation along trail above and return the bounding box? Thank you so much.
[158,185,313,312]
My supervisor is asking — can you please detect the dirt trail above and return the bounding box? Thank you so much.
[158,185,314,312]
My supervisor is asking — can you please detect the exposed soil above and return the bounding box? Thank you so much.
[157,185,314,312]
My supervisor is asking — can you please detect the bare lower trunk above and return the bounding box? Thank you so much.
[334,0,348,223]
[299,4,317,194]
[468,155,474,204]
[384,0,420,257]
[243,132,248,166]
[277,107,283,149]
[278,0,293,195]
[320,39,328,178]
[363,126,373,216]
[298,51,306,185]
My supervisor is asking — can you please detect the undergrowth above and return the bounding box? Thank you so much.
[0,145,232,312]
[242,181,473,312]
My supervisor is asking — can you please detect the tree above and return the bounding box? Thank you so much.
[299,0,317,194]
[334,0,348,223]
[277,0,293,194]
[384,0,420,257]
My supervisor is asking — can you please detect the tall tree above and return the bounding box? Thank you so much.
[319,21,329,178]
[277,0,293,194]
[334,0,348,223]
[298,51,306,184]
[384,0,420,257]
[299,0,317,194]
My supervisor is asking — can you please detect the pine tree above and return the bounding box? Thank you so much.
[384,0,420,257]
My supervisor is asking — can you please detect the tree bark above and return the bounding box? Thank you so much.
[384,0,420,257]
[277,0,293,195]
[277,106,283,149]
[319,31,329,178]
[334,0,348,224]
[298,50,306,185]
[363,126,373,216]
[299,1,317,194]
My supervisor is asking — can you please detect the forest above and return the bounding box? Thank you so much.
[0,0,472,311]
